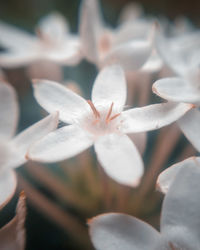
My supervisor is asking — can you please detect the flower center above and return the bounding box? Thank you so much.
[98,31,112,57]
[81,100,121,137]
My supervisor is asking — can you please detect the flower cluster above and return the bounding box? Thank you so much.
[0,0,199,249]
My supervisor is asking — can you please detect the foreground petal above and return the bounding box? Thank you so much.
[9,112,59,168]
[102,40,152,71]
[0,192,26,250]
[92,65,127,110]
[153,77,200,104]
[28,125,93,163]
[0,81,18,139]
[161,163,200,249]
[121,102,193,134]
[89,213,163,250]
[32,79,89,124]
[156,157,200,194]
[178,108,200,151]
[0,170,17,209]
[94,133,144,186]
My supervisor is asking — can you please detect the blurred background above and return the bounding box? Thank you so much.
[0,0,199,249]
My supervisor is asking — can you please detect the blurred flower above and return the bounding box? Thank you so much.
[79,0,157,71]
[156,22,200,76]
[27,64,192,186]
[0,192,26,250]
[153,67,200,151]
[0,80,58,208]
[89,163,200,250]
[0,12,82,68]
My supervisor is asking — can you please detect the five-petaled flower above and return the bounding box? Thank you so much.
[0,12,81,68]
[27,64,192,186]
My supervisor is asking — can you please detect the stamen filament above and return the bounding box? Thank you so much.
[106,102,114,123]
[87,100,100,119]
[109,113,120,121]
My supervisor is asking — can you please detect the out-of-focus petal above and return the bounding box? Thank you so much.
[0,170,17,209]
[79,0,102,63]
[121,102,193,134]
[156,156,200,194]
[0,191,26,250]
[0,21,36,51]
[119,2,143,24]
[37,12,69,42]
[94,133,144,186]
[92,65,126,110]
[89,213,163,250]
[156,31,200,76]
[0,81,18,139]
[8,112,59,168]
[32,79,89,124]
[141,50,163,73]
[0,51,39,68]
[161,163,200,249]
[45,37,82,65]
[178,108,200,151]
[102,40,152,71]
[27,125,93,163]
[153,77,200,104]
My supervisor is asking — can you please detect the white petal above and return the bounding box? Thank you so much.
[44,37,82,65]
[121,102,193,134]
[37,12,69,42]
[79,0,102,63]
[9,112,59,168]
[161,162,200,249]
[28,125,93,163]
[0,21,36,50]
[92,65,127,109]
[156,31,200,76]
[119,2,143,24]
[153,77,200,104]
[94,133,144,186]
[89,213,163,250]
[0,81,18,139]
[0,51,39,68]
[32,79,89,124]
[178,108,200,151]
[141,50,163,73]
[102,40,152,71]
[0,170,17,209]
[156,156,200,194]
[0,192,26,250]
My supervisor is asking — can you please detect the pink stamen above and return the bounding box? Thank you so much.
[106,102,114,123]
[109,113,120,121]
[87,100,100,119]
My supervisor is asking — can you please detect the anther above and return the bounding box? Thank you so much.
[87,100,100,119]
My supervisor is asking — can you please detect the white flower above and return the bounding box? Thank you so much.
[89,163,200,250]
[0,12,81,68]
[79,0,158,71]
[0,80,58,208]
[153,68,200,151]
[156,24,200,76]
[27,64,192,186]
